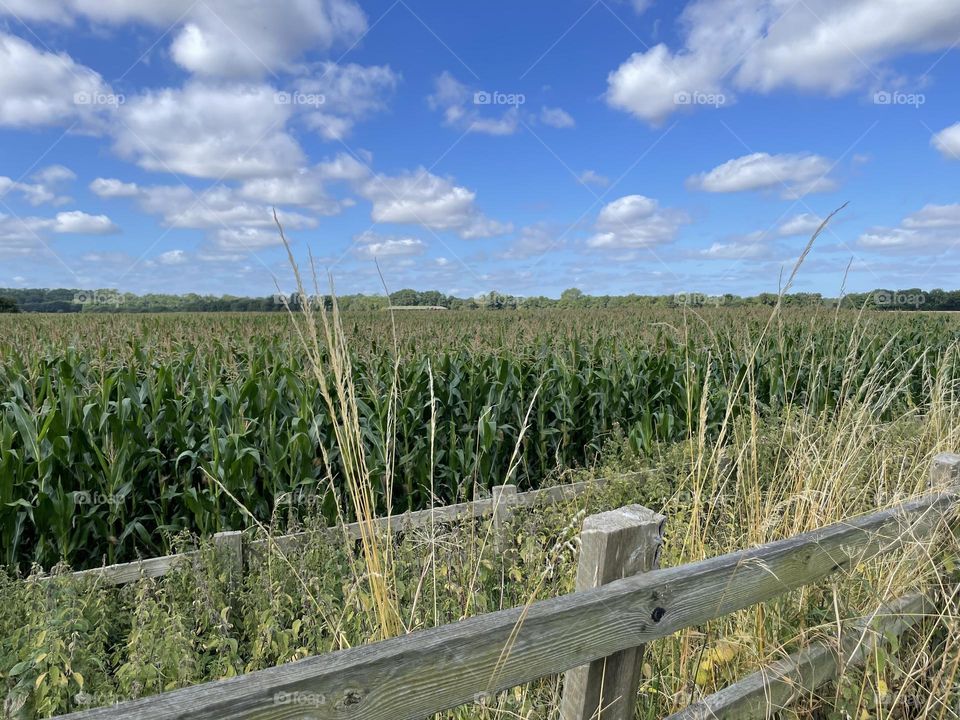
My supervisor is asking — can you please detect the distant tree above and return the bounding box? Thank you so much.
[0,296,18,313]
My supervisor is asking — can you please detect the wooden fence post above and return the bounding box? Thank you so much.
[560,504,667,720]
[491,484,518,552]
[930,452,960,487]
[213,530,244,580]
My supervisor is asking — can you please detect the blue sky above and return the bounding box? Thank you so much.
[1,0,959,299]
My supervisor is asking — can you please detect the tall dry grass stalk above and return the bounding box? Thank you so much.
[274,211,401,639]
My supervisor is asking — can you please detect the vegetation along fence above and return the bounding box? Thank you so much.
[46,474,630,586]
[54,453,960,720]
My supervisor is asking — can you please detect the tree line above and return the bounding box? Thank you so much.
[1,286,959,314]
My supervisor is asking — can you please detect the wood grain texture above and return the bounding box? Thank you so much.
[54,490,954,720]
[491,485,518,553]
[665,592,934,720]
[41,551,200,586]
[560,505,665,720]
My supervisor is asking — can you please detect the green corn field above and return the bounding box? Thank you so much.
[1,307,958,572]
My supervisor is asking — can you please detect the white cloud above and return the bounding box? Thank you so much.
[361,168,511,238]
[578,170,610,188]
[114,82,304,179]
[778,213,824,237]
[52,210,119,234]
[1,166,75,207]
[316,153,370,182]
[688,152,837,198]
[587,194,689,249]
[2,1,368,79]
[0,32,114,129]
[212,226,285,251]
[90,178,140,198]
[156,249,188,265]
[92,179,321,256]
[932,122,960,160]
[700,231,772,259]
[902,203,960,229]
[858,203,960,252]
[540,106,575,128]
[502,224,560,260]
[32,165,76,185]
[297,62,400,140]
[239,173,336,212]
[137,185,318,231]
[352,230,426,259]
[427,72,523,136]
[606,0,960,124]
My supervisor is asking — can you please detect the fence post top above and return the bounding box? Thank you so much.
[582,504,666,535]
[930,452,960,488]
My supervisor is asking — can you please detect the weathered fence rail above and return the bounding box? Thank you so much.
[55,453,960,720]
[49,474,627,586]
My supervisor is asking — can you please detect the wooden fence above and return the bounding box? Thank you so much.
[54,453,960,720]
[46,474,631,586]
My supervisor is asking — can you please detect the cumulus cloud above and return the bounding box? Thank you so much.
[0,208,119,256]
[587,194,689,249]
[1,165,76,206]
[778,213,824,237]
[932,122,960,160]
[89,178,320,254]
[352,230,427,259]
[539,106,575,128]
[52,211,119,234]
[1,0,368,79]
[296,62,400,140]
[0,32,115,130]
[606,0,960,123]
[699,231,773,260]
[427,72,524,136]
[858,203,960,252]
[156,249,188,265]
[114,83,304,179]
[688,152,837,198]
[90,178,140,198]
[578,170,610,187]
[361,168,511,238]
